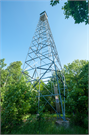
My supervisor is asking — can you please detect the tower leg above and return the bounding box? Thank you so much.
[54,86,60,113]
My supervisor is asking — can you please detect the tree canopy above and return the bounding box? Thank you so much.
[63,60,88,127]
[50,0,88,25]
[1,58,88,132]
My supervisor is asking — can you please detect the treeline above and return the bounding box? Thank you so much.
[0,59,88,131]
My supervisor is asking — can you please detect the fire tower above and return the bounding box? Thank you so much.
[22,11,67,121]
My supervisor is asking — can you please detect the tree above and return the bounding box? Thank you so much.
[1,60,23,106]
[0,59,8,105]
[50,1,88,25]
[0,58,7,88]
[1,81,31,132]
[63,60,88,128]
[63,59,88,92]
[0,58,7,69]
[50,0,59,6]
[1,60,33,132]
[6,61,22,84]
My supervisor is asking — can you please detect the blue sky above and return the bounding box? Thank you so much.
[1,0,89,69]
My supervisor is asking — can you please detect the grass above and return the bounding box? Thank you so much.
[2,113,88,134]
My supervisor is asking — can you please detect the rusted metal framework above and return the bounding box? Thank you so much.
[22,11,67,121]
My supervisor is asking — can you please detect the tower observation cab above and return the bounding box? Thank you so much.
[40,11,48,21]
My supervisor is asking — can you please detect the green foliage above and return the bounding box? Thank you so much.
[0,59,7,86]
[1,61,21,107]
[35,79,45,92]
[27,89,38,114]
[2,115,87,134]
[83,117,88,129]
[1,81,31,132]
[6,61,22,83]
[63,60,88,129]
[62,1,88,25]
[50,0,59,6]
[50,0,88,25]
[0,59,8,106]
[1,58,88,133]
[63,59,88,91]
[1,60,33,132]
[0,58,7,69]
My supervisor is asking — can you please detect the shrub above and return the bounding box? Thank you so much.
[83,117,88,129]
[1,81,31,133]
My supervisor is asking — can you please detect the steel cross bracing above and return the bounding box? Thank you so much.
[22,11,67,121]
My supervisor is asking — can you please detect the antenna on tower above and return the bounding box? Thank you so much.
[22,11,67,121]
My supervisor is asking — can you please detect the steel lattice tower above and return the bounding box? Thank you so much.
[22,11,67,121]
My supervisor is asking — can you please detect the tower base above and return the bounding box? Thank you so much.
[55,120,69,128]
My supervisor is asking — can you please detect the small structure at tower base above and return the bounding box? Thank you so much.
[55,120,69,128]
